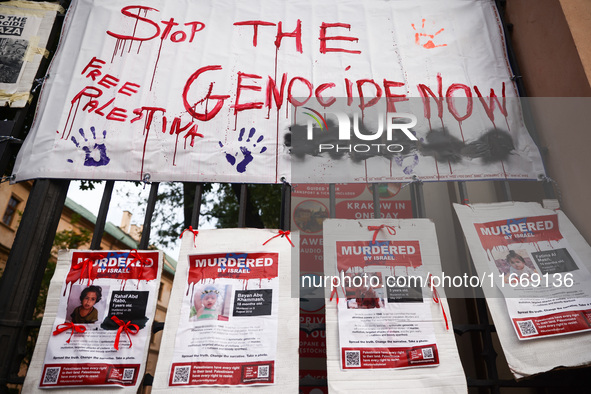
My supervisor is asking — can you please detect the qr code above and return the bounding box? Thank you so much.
[42,367,60,385]
[517,320,538,336]
[422,347,434,359]
[345,350,361,367]
[172,366,191,384]
[122,368,135,381]
[257,365,269,378]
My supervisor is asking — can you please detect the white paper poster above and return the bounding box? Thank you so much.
[12,0,544,183]
[334,239,439,369]
[460,209,591,339]
[23,250,162,392]
[0,1,59,107]
[323,219,466,393]
[454,202,591,378]
[169,252,279,386]
[152,228,299,392]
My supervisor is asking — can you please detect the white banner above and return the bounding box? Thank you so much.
[12,0,544,183]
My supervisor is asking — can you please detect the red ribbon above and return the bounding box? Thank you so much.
[52,322,86,343]
[72,253,106,285]
[262,230,295,247]
[180,226,199,246]
[112,316,139,350]
[329,288,339,304]
[428,274,449,330]
[329,277,342,304]
[126,249,147,284]
[367,225,397,243]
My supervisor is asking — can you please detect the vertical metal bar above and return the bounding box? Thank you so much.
[190,183,203,228]
[409,181,418,218]
[0,180,70,392]
[329,184,336,219]
[372,183,381,219]
[139,182,159,250]
[500,181,512,201]
[494,0,555,200]
[280,181,291,231]
[90,180,115,250]
[457,181,469,206]
[458,180,500,393]
[411,180,426,218]
[542,179,556,200]
[238,184,248,228]
[476,297,500,394]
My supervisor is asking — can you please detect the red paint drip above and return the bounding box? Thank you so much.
[458,121,464,142]
[174,134,180,165]
[150,38,165,91]
[128,8,141,54]
[61,99,80,139]
[112,39,120,63]
[141,119,150,177]
[435,160,440,180]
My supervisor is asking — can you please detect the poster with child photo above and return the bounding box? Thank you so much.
[31,250,162,389]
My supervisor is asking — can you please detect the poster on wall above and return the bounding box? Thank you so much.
[323,219,466,392]
[168,252,279,386]
[453,202,591,378]
[335,239,439,369]
[454,203,591,339]
[294,183,412,379]
[12,0,544,184]
[23,250,162,392]
[152,228,299,392]
[328,224,439,370]
[0,1,60,107]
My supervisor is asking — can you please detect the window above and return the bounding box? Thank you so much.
[2,196,21,226]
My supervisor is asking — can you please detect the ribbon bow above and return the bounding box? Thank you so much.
[52,322,86,343]
[180,226,199,247]
[263,230,295,247]
[126,249,148,285]
[72,253,106,285]
[367,225,396,243]
[112,316,139,350]
[428,274,449,330]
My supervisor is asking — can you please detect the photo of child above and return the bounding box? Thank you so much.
[505,250,538,280]
[190,285,232,322]
[492,249,539,284]
[68,285,103,324]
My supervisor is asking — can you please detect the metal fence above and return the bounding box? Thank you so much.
[0,1,589,393]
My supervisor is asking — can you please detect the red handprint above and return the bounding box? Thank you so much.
[411,19,447,49]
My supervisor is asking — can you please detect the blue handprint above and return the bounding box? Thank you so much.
[394,153,419,175]
[219,127,267,173]
[68,126,110,167]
